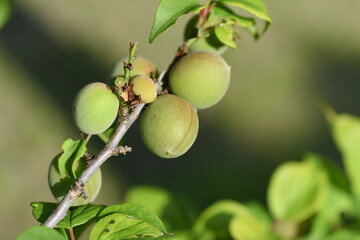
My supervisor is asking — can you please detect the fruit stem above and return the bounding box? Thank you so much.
[123,42,138,84]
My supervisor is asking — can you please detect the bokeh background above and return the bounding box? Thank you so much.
[1,0,360,239]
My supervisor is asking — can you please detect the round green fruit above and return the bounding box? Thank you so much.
[48,156,102,206]
[169,51,231,109]
[111,56,156,78]
[73,82,119,135]
[140,94,199,158]
[130,75,157,103]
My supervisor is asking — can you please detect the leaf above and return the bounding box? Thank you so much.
[0,0,12,30]
[70,204,106,227]
[57,138,87,178]
[214,25,236,48]
[328,113,360,200]
[31,202,71,229]
[124,185,193,232]
[267,156,327,222]
[216,0,272,22]
[229,204,271,240]
[326,230,360,240]
[15,226,66,240]
[90,203,170,240]
[149,0,205,43]
[31,202,105,229]
[98,203,167,233]
[208,3,258,38]
[192,200,248,240]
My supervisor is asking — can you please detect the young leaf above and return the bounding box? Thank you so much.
[328,113,360,201]
[98,203,167,233]
[15,226,66,240]
[214,25,236,48]
[267,156,327,222]
[216,0,272,23]
[31,202,71,229]
[57,138,87,179]
[149,0,205,43]
[208,3,258,38]
[192,200,248,240]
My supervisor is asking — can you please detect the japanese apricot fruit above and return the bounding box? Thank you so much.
[130,75,157,103]
[140,94,199,158]
[73,82,119,135]
[169,51,231,109]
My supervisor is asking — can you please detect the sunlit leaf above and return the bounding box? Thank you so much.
[149,0,205,43]
[15,226,66,240]
[0,0,12,30]
[214,25,236,48]
[268,156,327,222]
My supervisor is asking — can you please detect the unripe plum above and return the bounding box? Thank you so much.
[111,56,156,78]
[130,75,157,103]
[140,94,199,158]
[169,51,231,109]
[48,156,102,206]
[73,82,119,135]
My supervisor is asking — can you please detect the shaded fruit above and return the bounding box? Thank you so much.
[111,56,156,78]
[169,51,231,109]
[48,155,102,206]
[130,75,157,103]
[140,94,199,158]
[73,82,119,135]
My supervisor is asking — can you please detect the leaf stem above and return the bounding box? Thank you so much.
[69,227,76,240]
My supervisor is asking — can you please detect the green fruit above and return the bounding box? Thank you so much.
[169,51,231,109]
[111,56,156,78]
[48,156,102,206]
[140,94,199,158]
[130,75,157,103]
[73,82,119,135]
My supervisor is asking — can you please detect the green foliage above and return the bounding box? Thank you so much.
[15,226,66,240]
[149,0,205,43]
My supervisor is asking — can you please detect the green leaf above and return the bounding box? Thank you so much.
[97,126,116,144]
[15,226,66,240]
[31,202,71,229]
[90,203,170,240]
[268,156,327,222]
[216,0,272,22]
[326,230,360,240]
[124,185,193,232]
[149,0,205,43]
[328,113,360,200]
[98,203,167,233]
[0,0,12,30]
[208,3,258,38]
[31,202,105,229]
[192,200,248,240]
[214,25,236,48]
[57,138,87,178]
[229,204,271,240]
[70,204,106,227]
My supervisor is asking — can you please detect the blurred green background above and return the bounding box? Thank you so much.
[1,0,360,239]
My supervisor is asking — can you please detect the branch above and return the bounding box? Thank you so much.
[42,103,145,228]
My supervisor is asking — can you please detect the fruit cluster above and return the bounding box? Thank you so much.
[48,48,230,206]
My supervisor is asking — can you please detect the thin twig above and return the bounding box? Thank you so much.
[42,103,145,228]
